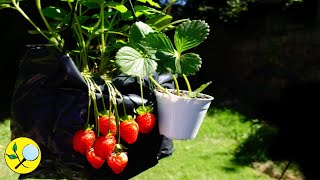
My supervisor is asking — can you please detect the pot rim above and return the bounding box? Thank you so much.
[154,88,214,101]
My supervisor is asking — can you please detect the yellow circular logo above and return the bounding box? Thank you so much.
[4,137,41,174]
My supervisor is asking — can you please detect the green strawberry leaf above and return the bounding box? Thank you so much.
[136,105,153,114]
[6,154,17,159]
[129,21,154,44]
[0,4,12,10]
[178,53,202,75]
[42,6,68,20]
[78,0,104,5]
[140,32,178,73]
[141,32,175,59]
[134,5,161,13]
[115,46,157,77]
[78,1,100,9]
[105,1,127,13]
[137,0,160,8]
[0,0,12,3]
[174,20,210,54]
[12,142,17,153]
[145,14,173,29]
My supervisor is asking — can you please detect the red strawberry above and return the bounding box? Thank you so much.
[120,115,139,144]
[107,152,128,174]
[99,113,117,136]
[93,134,116,160]
[135,106,156,134]
[72,128,96,155]
[86,148,105,169]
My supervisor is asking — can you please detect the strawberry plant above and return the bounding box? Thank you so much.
[115,20,211,98]
[1,0,212,177]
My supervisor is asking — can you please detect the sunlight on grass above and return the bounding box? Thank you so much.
[0,108,297,180]
[0,119,19,180]
[132,108,271,180]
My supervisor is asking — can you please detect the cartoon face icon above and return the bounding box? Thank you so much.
[4,137,41,174]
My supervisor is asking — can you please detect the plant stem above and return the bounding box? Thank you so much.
[88,77,100,136]
[128,0,138,22]
[111,83,127,116]
[67,0,88,71]
[161,0,176,13]
[114,102,121,143]
[171,73,180,96]
[11,0,61,51]
[36,0,56,41]
[93,81,107,112]
[107,83,121,143]
[158,19,189,32]
[182,74,192,93]
[100,2,106,69]
[108,31,129,37]
[148,75,166,92]
[83,76,92,127]
[139,76,144,108]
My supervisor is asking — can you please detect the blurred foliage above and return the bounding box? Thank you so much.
[158,0,305,23]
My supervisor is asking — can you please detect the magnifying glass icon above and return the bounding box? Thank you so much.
[15,144,39,169]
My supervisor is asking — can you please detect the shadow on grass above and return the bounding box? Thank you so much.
[0,104,11,123]
[230,120,304,180]
[232,123,278,166]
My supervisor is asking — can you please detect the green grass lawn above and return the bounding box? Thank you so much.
[132,109,272,180]
[0,108,302,180]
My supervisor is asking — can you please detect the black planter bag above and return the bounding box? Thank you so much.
[10,45,174,179]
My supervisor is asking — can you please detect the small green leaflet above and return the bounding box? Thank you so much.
[0,4,11,10]
[129,21,154,44]
[105,1,127,13]
[12,142,17,153]
[6,154,17,159]
[0,0,12,3]
[140,32,175,60]
[178,53,201,75]
[146,14,173,29]
[42,6,68,19]
[136,0,160,8]
[174,20,210,54]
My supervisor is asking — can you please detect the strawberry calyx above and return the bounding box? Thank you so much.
[113,143,126,153]
[99,109,114,117]
[84,123,94,131]
[135,105,153,115]
[120,114,135,122]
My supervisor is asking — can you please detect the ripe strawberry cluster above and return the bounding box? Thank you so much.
[72,111,156,174]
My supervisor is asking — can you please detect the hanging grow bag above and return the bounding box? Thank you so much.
[10,45,174,179]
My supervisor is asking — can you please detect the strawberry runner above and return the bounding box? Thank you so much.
[10,45,175,179]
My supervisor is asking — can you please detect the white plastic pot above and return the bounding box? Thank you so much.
[154,89,214,140]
